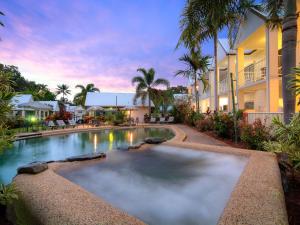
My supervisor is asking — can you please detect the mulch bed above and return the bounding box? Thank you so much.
[284,171,300,225]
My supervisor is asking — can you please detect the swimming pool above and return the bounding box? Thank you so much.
[59,145,248,225]
[0,127,174,184]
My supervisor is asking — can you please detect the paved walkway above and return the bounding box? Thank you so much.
[176,124,228,146]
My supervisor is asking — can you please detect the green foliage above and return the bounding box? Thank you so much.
[0,64,56,101]
[239,119,270,150]
[113,111,126,125]
[171,100,193,123]
[150,89,174,115]
[213,113,235,139]
[74,83,99,106]
[189,111,205,126]
[195,116,214,131]
[0,68,15,151]
[263,114,300,169]
[104,112,114,123]
[56,84,71,103]
[0,183,18,206]
[132,68,169,116]
[288,67,300,106]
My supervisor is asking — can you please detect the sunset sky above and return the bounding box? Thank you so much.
[0,0,224,96]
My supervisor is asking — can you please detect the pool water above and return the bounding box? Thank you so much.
[59,145,248,225]
[0,127,174,184]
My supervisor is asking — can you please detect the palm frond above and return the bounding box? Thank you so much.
[131,76,145,86]
[152,78,170,88]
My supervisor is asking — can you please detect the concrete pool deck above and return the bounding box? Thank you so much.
[12,124,288,225]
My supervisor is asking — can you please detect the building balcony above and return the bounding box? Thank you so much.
[239,58,266,87]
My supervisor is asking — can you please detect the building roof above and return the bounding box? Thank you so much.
[18,102,53,110]
[85,92,153,107]
[218,38,236,55]
[37,101,60,111]
[11,94,33,106]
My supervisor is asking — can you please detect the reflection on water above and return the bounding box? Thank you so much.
[60,146,248,225]
[0,128,174,184]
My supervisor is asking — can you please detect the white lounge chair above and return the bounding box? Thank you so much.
[166,116,174,123]
[68,119,77,128]
[56,120,66,128]
[149,117,156,123]
[47,120,57,129]
[159,117,166,123]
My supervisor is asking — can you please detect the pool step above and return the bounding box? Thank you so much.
[16,132,43,140]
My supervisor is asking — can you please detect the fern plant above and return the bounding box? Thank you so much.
[264,114,300,169]
[0,183,18,206]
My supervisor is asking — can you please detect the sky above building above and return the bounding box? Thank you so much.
[0,0,225,97]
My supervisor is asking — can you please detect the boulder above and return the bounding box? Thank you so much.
[17,162,48,174]
[144,137,166,144]
[66,153,106,162]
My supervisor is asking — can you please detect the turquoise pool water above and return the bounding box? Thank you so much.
[0,127,174,184]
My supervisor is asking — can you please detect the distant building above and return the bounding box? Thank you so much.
[11,94,58,120]
[85,92,153,122]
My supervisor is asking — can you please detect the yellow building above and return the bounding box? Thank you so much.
[187,7,300,122]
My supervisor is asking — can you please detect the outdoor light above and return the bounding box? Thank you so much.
[30,116,37,123]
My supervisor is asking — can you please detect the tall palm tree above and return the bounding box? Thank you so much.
[264,0,298,123]
[132,68,170,116]
[56,84,71,103]
[177,0,257,111]
[176,48,211,113]
[74,83,99,106]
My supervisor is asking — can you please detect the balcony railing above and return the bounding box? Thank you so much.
[239,58,266,86]
[218,78,229,94]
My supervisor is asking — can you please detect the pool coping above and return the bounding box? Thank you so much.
[12,125,288,225]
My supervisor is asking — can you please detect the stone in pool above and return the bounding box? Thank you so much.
[144,137,166,144]
[17,162,48,174]
[66,153,106,162]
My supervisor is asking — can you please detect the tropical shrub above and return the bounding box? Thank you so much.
[213,113,234,139]
[113,111,125,125]
[189,111,205,126]
[263,114,300,169]
[0,183,18,206]
[195,116,214,131]
[172,100,193,124]
[240,119,270,150]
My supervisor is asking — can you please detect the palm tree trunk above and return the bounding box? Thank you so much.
[148,91,151,117]
[214,33,219,111]
[282,0,297,123]
[194,74,199,113]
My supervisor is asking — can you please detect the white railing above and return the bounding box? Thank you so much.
[239,58,266,86]
[245,112,283,126]
[218,78,229,94]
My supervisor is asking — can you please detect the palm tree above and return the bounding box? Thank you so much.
[264,0,298,123]
[132,68,170,116]
[177,0,257,111]
[176,48,211,113]
[56,84,71,103]
[74,83,99,106]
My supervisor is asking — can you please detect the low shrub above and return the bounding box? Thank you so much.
[189,111,205,126]
[263,114,300,169]
[213,113,234,139]
[239,119,270,150]
[172,100,193,124]
[195,116,214,131]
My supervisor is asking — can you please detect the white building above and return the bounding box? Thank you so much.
[85,92,152,122]
[11,94,58,120]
